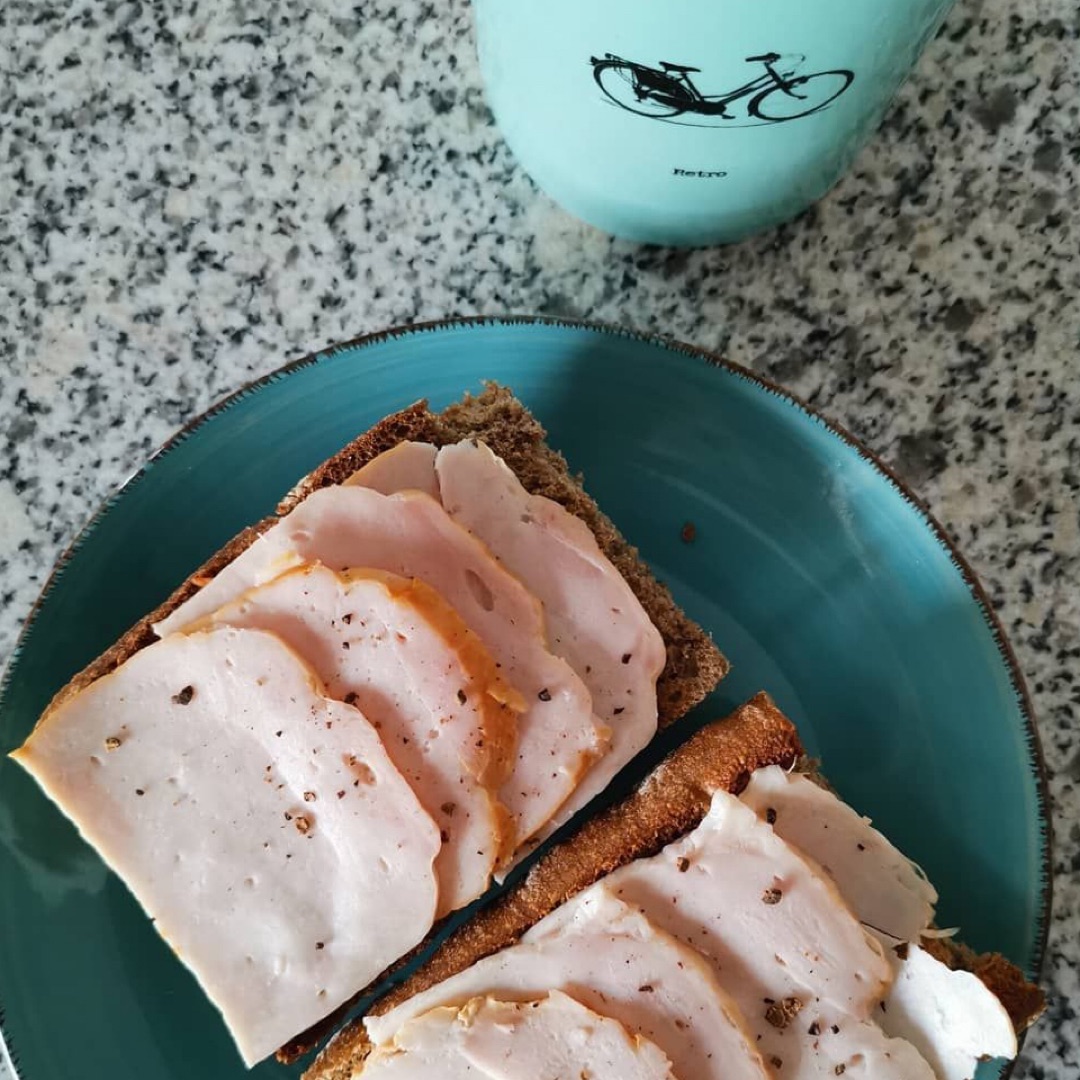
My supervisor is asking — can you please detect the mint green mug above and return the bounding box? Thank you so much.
[473,0,954,245]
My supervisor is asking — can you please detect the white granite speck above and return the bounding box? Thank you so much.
[1,0,1078,1076]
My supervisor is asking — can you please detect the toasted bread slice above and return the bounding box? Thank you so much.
[306,693,1045,1080]
[32,384,730,1061]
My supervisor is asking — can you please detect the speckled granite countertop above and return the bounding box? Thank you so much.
[1,0,1077,1075]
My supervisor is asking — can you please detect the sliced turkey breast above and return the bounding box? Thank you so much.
[13,627,440,1066]
[350,438,665,849]
[156,485,605,848]
[198,564,520,913]
[366,887,768,1080]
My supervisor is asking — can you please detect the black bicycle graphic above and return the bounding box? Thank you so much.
[590,52,854,124]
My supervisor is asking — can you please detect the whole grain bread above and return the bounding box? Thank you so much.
[34,383,730,1061]
[305,691,1045,1080]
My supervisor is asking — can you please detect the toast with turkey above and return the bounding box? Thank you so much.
[13,384,729,1066]
[309,692,1045,1080]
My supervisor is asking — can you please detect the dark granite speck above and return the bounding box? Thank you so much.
[1,0,1078,1076]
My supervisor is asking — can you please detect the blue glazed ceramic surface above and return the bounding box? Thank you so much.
[0,319,1048,1078]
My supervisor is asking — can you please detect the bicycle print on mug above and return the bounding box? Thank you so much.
[590,51,854,127]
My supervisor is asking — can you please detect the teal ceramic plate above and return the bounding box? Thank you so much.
[0,318,1049,1079]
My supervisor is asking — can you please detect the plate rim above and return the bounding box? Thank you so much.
[0,314,1052,1074]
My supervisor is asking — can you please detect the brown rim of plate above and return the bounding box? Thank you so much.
[0,315,1052,1071]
